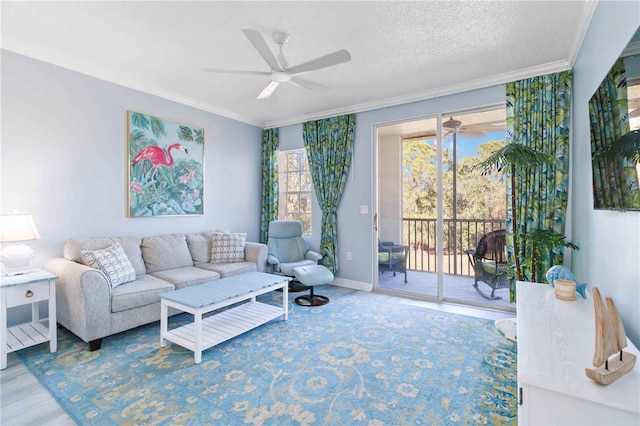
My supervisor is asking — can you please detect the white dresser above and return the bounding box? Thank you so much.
[517,281,639,425]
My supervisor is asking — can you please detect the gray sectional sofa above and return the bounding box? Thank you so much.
[44,231,267,350]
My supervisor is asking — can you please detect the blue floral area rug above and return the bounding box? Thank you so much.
[18,288,517,425]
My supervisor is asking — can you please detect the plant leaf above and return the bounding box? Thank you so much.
[473,143,556,175]
[593,130,640,164]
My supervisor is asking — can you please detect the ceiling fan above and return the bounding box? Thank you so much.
[442,117,487,138]
[204,29,351,100]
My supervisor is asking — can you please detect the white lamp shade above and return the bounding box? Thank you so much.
[0,213,41,243]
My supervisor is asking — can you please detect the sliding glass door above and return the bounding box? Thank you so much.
[376,107,512,310]
[378,117,439,297]
[440,110,508,305]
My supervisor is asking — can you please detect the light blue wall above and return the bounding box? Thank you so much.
[1,50,263,323]
[1,50,264,264]
[278,86,505,287]
[572,1,640,345]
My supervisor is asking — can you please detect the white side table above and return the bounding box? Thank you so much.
[0,269,57,369]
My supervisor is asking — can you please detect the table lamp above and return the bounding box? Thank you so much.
[0,213,42,275]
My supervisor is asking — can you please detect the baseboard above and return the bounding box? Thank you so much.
[331,277,373,292]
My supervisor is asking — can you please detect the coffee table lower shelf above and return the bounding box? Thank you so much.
[163,302,284,362]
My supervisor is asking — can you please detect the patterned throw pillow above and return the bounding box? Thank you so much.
[81,243,137,288]
[210,233,246,264]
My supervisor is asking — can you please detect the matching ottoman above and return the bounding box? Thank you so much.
[292,265,334,307]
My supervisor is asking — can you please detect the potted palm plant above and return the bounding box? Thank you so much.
[474,144,578,283]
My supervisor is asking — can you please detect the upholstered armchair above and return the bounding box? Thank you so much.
[266,220,322,277]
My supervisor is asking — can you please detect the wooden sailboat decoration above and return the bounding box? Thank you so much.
[585,287,637,385]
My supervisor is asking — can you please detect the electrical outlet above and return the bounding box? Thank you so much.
[346,251,352,260]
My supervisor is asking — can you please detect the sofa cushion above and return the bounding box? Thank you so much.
[196,261,257,278]
[211,232,246,263]
[185,231,216,264]
[378,251,405,263]
[81,243,137,288]
[110,274,175,313]
[64,236,145,276]
[150,266,220,289]
[481,260,498,275]
[142,233,193,273]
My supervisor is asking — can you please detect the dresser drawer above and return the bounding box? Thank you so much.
[5,281,50,307]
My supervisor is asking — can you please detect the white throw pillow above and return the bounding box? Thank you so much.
[211,232,246,264]
[81,243,137,288]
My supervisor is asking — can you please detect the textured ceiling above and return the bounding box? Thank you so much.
[1,1,595,128]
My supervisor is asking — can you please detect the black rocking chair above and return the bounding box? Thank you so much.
[465,229,509,300]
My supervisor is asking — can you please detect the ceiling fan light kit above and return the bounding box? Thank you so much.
[205,28,351,100]
[271,71,291,83]
[272,31,289,46]
[443,116,462,130]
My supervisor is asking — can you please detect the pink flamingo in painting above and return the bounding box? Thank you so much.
[132,143,188,185]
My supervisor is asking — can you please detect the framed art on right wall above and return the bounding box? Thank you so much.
[589,28,640,211]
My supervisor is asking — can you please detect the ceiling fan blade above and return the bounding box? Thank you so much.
[458,130,487,138]
[257,81,279,100]
[203,68,270,76]
[290,76,331,93]
[242,29,280,71]
[287,49,351,75]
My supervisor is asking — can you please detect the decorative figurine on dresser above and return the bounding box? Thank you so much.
[585,287,637,386]
[517,280,639,425]
[545,265,587,298]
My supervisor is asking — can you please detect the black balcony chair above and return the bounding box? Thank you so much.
[378,240,409,284]
[465,229,509,300]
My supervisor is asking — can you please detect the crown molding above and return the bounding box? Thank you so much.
[622,40,640,57]
[1,42,263,128]
[3,39,575,131]
[567,0,599,66]
[263,60,572,129]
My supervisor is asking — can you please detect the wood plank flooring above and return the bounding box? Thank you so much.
[0,286,514,425]
[0,352,75,425]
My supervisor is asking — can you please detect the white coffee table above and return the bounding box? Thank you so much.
[159,272,290,364]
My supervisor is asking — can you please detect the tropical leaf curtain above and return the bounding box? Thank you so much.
[260,128,279,244]
[506,70,572,291]
[588,58,637,209]
[302,114,356,273]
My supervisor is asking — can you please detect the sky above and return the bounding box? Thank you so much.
[442,130,505,159]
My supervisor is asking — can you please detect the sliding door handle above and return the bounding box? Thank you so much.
[518,387,523,406]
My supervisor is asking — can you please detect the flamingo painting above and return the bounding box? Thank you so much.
[128,111,203,217]
[132,143,188,185]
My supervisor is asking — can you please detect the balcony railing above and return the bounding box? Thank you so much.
[403,218,505,277]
